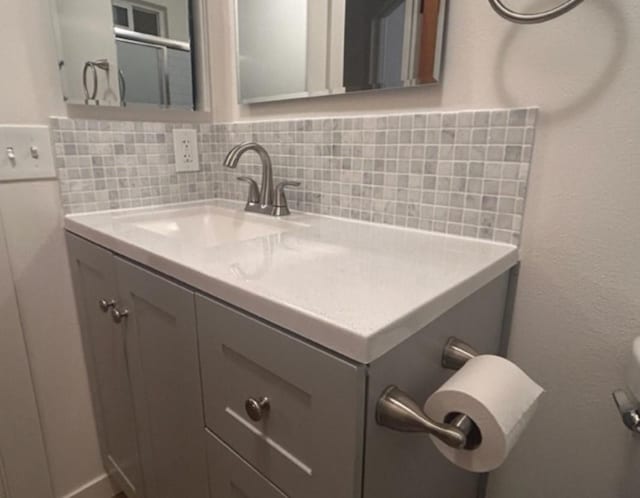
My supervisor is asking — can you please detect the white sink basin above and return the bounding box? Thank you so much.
[112,203,308,248]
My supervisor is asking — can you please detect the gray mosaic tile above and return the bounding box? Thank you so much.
[51,118,216,213]
[51,106,538,245]
[207,107,537,245]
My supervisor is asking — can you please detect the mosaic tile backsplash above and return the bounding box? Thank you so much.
[51,107,537,245]
[51,119,215,212]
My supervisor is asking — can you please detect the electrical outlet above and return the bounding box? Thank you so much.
[173,129,199,172]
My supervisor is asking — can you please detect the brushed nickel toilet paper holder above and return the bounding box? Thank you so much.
[376,337,482,449]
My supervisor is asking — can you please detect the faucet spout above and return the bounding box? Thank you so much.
[222,145,239,168]
[223,142,273,206]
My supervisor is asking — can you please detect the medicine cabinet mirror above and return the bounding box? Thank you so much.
[235,0,447,104]
[51,0,208,110]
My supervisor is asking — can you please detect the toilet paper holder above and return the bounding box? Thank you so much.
[376,337,482,449]
[612,389,640,433]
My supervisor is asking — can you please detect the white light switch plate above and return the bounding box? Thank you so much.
[173,129,200,172]
[0,125,56,181]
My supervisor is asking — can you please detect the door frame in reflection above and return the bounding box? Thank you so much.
[369,0,442,89]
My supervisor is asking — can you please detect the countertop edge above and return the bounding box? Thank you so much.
[365,249,519,362]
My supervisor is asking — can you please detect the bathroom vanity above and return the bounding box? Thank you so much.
[65,200,518,498]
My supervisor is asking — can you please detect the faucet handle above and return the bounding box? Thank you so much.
[237,176,260,205]
[274,181,300,216]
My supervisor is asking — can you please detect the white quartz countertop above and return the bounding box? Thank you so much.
[65,200,518,363]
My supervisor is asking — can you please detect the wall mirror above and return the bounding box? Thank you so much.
[235,0,447,104]
[51,0,207,110]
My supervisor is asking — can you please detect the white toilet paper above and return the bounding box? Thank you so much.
[423,355,543,473]
[626,336,640,401]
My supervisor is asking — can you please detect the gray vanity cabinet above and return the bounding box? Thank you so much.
[66,234,144,498]
[114,258,209,498]
[66,233,208,498]
[196,294,366,498]
[67,229,513,498]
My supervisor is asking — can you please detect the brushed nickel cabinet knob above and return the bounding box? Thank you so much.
[99,299,116,313]
[111,307,130,323]
[245,397,270,421]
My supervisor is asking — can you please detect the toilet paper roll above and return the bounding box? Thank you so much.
[626,336,640,401]
[424,355,543,473]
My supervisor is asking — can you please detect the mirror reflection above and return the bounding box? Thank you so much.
[235,0,447,104]
[53,0,197,109]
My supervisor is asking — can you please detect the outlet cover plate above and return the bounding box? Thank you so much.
[173,128,200,172]
[0,125,56,181]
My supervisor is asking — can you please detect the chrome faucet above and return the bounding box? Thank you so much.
[223,142,300,216]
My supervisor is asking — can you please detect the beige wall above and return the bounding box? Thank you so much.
[209,0,640,495]
[1,0,639,497]
[0,1,64,122]
[0,215,54,498]
[0,2,110,498]
[0,183,114,498]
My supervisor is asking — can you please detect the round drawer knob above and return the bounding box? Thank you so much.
[245,397,270,421]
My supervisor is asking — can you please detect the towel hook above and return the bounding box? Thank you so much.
[488,0,584,24]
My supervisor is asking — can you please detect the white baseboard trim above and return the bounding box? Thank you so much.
[61,473,118,498]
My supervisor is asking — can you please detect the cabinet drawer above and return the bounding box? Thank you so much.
[207,430,287,498]
[196,294,365,498]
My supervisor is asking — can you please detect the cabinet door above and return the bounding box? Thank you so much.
[206,430,287,498]
[114,258,208,498]
[197,294,366,498]
[65,233,144,498]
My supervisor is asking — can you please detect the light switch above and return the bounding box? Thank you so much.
[0,125,56,181]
